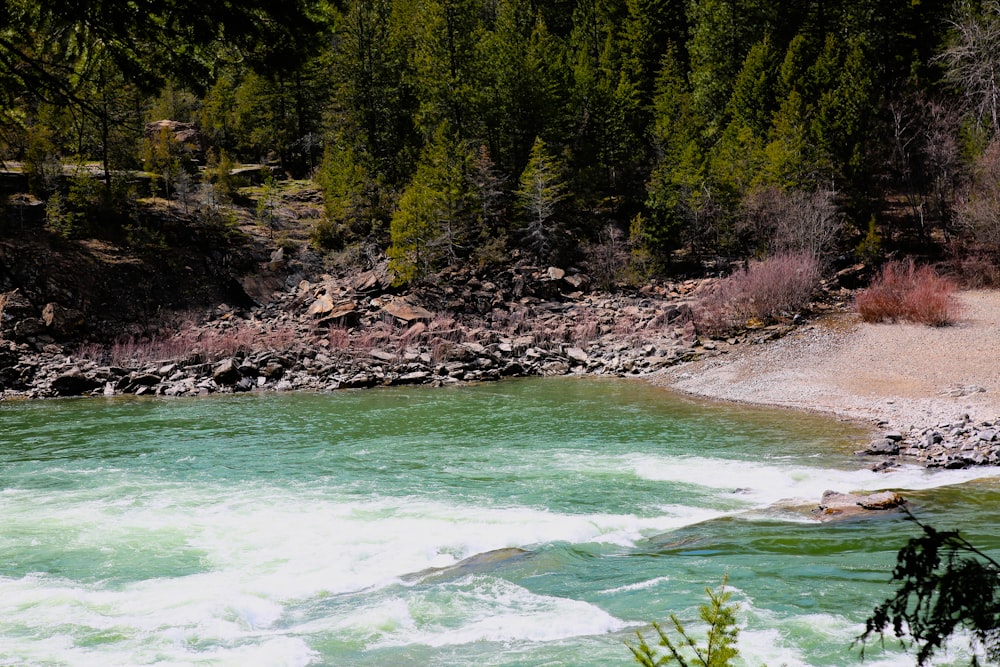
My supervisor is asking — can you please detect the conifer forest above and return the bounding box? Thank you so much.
[3,0,1000,283]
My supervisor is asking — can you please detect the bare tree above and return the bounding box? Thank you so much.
[740,187,841,259]
[936,1,1000,136]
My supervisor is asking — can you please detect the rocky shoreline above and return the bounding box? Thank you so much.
[863,416,1000,469]
[0,264,728,399]
[4,264,1000,472]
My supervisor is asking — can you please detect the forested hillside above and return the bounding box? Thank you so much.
[3,0,1000,286]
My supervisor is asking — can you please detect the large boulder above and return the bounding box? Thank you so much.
[0,290,36,340]
[382,299,434,323]
[212,358,242,385]
[144,119,207,159]
[813,490,906,521]
[42,302,85,337]
[50,368,102,396]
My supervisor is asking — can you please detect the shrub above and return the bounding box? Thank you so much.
[582,224,630,290]
[694,252,821,336]
[855,259,959,326]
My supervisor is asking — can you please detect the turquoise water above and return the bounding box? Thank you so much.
[2,378,999,666]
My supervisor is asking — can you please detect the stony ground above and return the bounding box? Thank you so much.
[655,290,1000,468]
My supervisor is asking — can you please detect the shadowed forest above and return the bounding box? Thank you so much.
[3,0,1000,286]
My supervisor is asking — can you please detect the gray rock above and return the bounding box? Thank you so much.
[395,371,430,385]
[131,373,162,387]
[13,318,44,338]
[212,358,241,385]
[41,302,85,337]
[866,439,900,455]
[370,349,396,362]
[541,360,569,375]
[261,362,284,379]
[813,490,907,520]
[382,299,433,323]
[234,376,255,392]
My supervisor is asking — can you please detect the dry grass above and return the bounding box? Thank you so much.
[75,322,299,367]
[856,259,959,326]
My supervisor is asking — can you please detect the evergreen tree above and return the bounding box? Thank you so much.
[515,136,569,263]
[388,125,476,283]
[628,576,741,667]
[329,0,420,185]
[315,135,382,249]
[645,46,711,262]
[408,0,486,138]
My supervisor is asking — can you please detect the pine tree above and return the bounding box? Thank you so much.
[515,136,568,263]
[388,125,476,283]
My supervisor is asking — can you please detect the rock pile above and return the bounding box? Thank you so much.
[863,415,1000,468]
[0,265,734,400]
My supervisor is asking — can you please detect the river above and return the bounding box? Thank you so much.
[2,378,998,666]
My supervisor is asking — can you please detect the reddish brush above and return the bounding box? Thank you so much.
[856,260,959,326]
[695,252,821,336]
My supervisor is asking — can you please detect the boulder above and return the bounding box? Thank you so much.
[51,369,102,396]
[382,299,434,323]
[370,349,396,362]
[306,294,336,317]
[212,358,241,385]
[317,301,360,327]
[1,290,38,339]
[13,318,44,338]
[813,490,906,521]
[866,438,900,455]
[403,548,531,584]
[395,370,430,385]
[261,362,285,380]
[144,119,207,158]
[234,376,255,392]
[41,302,85,337]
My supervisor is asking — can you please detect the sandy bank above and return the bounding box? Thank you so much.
[653,290,1000,431]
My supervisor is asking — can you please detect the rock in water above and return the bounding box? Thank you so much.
[401,547,531,583]
[813,490,906,520]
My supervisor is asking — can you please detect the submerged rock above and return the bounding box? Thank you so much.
[402,547,531,583]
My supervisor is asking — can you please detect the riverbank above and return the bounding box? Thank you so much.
[0,267,713,399]
[5,266,1000,467]
[653,289,1000,467]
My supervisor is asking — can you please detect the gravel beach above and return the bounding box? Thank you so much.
[655,290,1000,432]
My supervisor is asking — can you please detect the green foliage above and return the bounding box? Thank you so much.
[143,126,192,199]
[515,136,568,263]
[388,125,476,283]
[315,138,380,249]
[855,216,882,263]
[204,149,239,205]
[858,513,1000,666]
[0,0,986,262]
[627,576,741,667]
[23,125,62,197]
[44,191,77,239]
[627,212,654,282]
